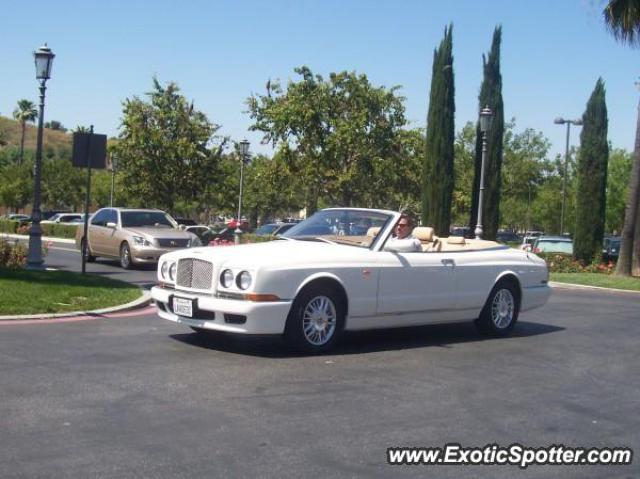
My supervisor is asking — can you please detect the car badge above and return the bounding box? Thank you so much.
[170,240,177,247]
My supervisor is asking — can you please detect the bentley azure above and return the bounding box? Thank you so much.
[151,208,550,352]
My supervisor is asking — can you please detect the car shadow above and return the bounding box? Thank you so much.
[169,320,564,358]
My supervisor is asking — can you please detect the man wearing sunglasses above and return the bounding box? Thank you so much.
[384,214,422,252]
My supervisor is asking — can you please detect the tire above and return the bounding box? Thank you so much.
[284,285,345,353]
[475,280,520,336]
[119,242,134,270]
[81,238,96,262]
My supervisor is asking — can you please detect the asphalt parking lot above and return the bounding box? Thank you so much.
[0,286,638,478]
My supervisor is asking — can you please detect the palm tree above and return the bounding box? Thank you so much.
[12,99,38,166]
[603,0,640,276]
[604,0,640,46]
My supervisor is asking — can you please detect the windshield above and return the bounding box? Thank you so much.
[282,209,393,248]
[256,224,279,235]
[536,240,573,254]
[121,211,176,228]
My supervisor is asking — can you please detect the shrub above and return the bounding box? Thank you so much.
[537,252,614,275]
[0,238,27,268]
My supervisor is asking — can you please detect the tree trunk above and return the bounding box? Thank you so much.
[615,99,640,276]
[19,121,26,166]
[633,195,640,276]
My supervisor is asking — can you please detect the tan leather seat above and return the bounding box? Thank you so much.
[412,227,441,252]
[366,227,381,237]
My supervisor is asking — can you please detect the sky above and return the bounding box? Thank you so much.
[1,0,637,161]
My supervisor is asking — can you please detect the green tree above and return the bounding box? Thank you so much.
[574,79,609,263]
[113,78,227,212]
[603,0,640,275]
[500,121,552,232]
[0,162,33,212]
[606,148,633,234]
[422,24,455,236]
[452,122,475,226]
[12,99,37,166]
[604,0,640,45]
[469,26,505,240]
[41,158,85,210]
[248,66,406,215]
[44,120,67,132]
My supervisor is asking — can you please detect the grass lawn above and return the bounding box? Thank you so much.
[0,268,142,316]
[551,272,640,292]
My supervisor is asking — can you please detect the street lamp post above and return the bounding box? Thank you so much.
[554,117,583,235]
[27,44,55,269]
[475,106,493,240]
[234,139,250,245]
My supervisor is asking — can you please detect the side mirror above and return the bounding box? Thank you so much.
[106,222,117,228]
[178,224,186,230]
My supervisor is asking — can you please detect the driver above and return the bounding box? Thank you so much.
[384,214,421,252]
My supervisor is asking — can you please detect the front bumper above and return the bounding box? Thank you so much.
[151,286,292,334]
[131,246,185,263]
[521,284,551,312]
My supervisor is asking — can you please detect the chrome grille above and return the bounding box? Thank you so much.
[176,259,213,289]
[157,238,190,248]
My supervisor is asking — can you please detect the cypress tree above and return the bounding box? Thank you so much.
[574,78,609,263]
[469,26,504,240]
[422,24,455,236]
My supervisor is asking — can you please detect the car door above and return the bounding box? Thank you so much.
[377,250,456,323]
[104,209,121,257]
[87,209,108,255]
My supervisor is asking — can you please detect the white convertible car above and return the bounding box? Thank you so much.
[151,208,550,352]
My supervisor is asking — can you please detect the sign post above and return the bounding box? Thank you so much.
[72,127,106,274]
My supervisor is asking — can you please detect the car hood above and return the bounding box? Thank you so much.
[163,239,373,268]
[125,226,194,239]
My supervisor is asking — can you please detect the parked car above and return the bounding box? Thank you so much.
[520,232,544,251]
[41,213,84,224]
[152,207,550,353]
[602,236,621,262]
[3,214,31,222]
[450,226,474,239]
[75,208,201,269]
[532,236,573,255]
[496,231,520,243]
[174,217,198,227]
[255,223,297,237]
[42,210,72,221]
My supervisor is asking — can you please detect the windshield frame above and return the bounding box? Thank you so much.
[281,208,398,250]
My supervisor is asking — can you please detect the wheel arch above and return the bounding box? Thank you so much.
[293,273,349,318]
[494,271,522,303]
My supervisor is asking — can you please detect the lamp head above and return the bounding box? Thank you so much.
[34,44,55,80]
[479,106,493,133]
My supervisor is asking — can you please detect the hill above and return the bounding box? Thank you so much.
[0,115,72,153]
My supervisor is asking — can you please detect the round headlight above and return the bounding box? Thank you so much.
[169,262,177,281]
[221,269,234,288]
[237,271,252,290]
[160,261,168,279]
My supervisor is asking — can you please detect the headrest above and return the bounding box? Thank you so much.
[366,227,381,237]
[447,236,466,245]
[412,227,435,242]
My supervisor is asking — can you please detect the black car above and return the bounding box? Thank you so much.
[174,217,198,226]
[603,237,621,262]
[496,231,520,243]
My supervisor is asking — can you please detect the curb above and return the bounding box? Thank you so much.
[549,281,640,295]
[0,290,153,321]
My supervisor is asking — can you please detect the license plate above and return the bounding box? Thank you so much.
[173,297,193,317]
